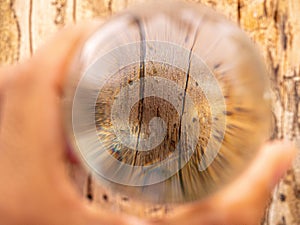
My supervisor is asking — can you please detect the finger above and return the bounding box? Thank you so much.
[154,141,296,225]
[0,21,102,174]
[213,141,297,225]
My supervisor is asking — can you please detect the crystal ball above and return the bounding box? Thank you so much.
[64,0,271,204]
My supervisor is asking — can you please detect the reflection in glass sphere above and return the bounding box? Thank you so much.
[64,0,271,204]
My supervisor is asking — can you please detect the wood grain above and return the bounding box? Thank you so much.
[0,0,299,223]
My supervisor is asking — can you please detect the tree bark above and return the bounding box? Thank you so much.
[0,0,299,223]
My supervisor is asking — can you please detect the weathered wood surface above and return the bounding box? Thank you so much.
[0,0,299,223]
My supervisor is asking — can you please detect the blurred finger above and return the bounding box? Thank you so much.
[214,141,297,225]
[0,21,102,173]
[154,141,296,225]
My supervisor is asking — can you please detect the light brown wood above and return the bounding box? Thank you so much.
[1,0,299,223]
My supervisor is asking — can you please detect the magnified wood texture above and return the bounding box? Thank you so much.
[0,0,299,223]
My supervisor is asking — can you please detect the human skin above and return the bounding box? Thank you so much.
[0,23,297,225]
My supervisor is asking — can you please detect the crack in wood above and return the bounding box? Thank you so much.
[108,0,113,15]
[29,0,33,55]
[73,0,77,22]
[292,71,300,136]
[177,20,202,193]
[280,14,288,50]
[237,0,242,24]
[263,0,268,16]
[273,0,279,24]
[132,16,146,166]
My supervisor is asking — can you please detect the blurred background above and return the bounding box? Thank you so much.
[0,0,299,224]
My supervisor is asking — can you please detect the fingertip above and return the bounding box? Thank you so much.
[212,140,297,223]
[263,140,297,188]
[263,140,297,168]
[171,144,297,225]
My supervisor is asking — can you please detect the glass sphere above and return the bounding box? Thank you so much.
[64,0,271,204]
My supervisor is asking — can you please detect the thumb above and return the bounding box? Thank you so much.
[215,141,297,225]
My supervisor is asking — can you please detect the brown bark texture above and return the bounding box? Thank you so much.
[0,0,299,224]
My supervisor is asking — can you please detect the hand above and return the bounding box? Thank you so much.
[0,23,140,225]
[0,23,296,225]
